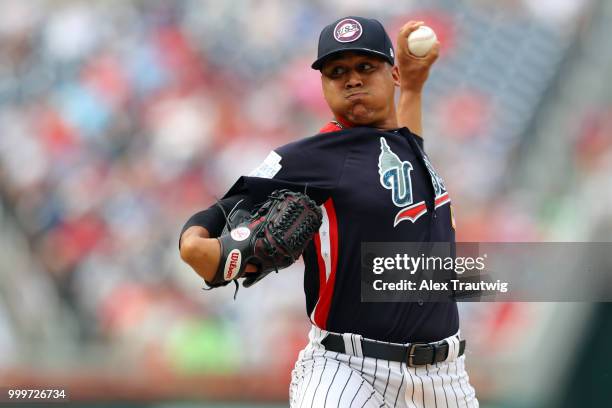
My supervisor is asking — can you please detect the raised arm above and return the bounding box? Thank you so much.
[395,21,440,136]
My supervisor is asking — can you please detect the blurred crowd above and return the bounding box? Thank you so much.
[0,0,600,390]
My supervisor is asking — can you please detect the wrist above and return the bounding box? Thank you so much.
[399,86,424,95]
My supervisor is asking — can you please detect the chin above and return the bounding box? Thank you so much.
[345,104,381,125]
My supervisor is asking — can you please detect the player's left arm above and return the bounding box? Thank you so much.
[395,21,440,137]
[180,194,259,283]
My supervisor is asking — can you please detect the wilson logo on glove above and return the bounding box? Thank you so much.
[224,249,242,280]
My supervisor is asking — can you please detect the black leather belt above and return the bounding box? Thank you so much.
[321,333,466,367]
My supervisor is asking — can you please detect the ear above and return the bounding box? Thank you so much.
[321,76,332,106]
[391,65,401,87]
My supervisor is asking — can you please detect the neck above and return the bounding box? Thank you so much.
[373,116,399,130]
[335,116,399,130]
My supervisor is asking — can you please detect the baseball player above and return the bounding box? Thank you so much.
[180,16,478,407]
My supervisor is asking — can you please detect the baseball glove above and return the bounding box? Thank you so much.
[205,189,322,290]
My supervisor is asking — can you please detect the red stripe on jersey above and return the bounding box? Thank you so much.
[312,199,339,329]
[312,232,327,314]
[435,191,451,208]
[318,118,352,134]
[318,122,343,133]
[394,201,428,226]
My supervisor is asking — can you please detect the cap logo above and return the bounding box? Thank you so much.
[334,19,363,43]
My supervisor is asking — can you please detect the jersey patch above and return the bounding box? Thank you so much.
[378,138,427,226]
[249,151,282,179]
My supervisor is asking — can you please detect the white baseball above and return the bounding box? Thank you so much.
[407,26,437,57]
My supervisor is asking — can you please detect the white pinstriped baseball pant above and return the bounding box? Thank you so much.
[290,326,478,408]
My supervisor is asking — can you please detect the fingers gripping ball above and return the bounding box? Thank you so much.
[209,190,323,289]
[407,26,437,57]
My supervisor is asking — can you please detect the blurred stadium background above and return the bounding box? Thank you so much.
[0,0,611,407]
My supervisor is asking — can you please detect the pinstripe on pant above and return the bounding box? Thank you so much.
[290,326,478,408]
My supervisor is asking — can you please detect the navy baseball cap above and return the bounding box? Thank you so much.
[311,16,395,70]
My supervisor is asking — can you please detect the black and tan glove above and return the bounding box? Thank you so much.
[205,189,322,289]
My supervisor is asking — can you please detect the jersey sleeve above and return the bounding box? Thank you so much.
[181,133,346,250]
[273,137,346,190]
[412,133,424,150]
[398,127,425,151]
[222,176,333,206]
[222,133,347,205]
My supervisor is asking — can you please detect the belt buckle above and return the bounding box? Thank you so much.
[407,343,434,367]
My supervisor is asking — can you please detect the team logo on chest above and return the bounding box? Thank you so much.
[378,138,428,226]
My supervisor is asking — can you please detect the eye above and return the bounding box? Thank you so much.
[329,66,346,77]
[357,62,374,72]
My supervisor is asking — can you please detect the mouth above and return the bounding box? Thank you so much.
[346,92,368,100]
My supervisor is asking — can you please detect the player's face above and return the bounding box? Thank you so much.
[320,52,400,128]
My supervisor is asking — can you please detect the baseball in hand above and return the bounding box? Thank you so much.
[407,26,437,57]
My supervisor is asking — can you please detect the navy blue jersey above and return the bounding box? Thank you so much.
[224,126,457,343]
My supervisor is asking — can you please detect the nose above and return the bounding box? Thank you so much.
[345,70,363,89]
